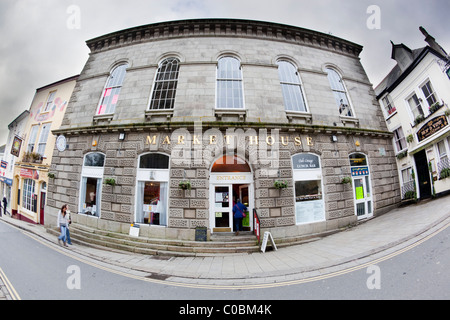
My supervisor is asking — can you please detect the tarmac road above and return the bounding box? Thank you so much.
[1,208,449,301]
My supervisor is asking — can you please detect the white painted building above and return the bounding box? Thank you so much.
[0,110,30,213]
[375,27,450,200]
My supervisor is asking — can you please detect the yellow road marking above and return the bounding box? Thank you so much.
[0,267,21,300]
[19,219,450,291]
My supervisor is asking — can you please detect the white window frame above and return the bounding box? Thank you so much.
[36,123,51,157]
[22,178,36,213]
[381,94,397,118]
[277,60,309,113]
[78,152,106,218]
[393,126,407,154]
[216,56,245,110]
[406,92,425,123]
[27,125,39,153]
[420,79,438,109]
[96,63,129,116]
[135,152,170,227]
[291,153,325,225]
[148,57,181,110]
[44,91,56,112]
[325,67,355,118]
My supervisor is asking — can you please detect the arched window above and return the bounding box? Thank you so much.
[136,153,170,226]
[97,63,128,115]
[84,153,105,167]
[216,56,244,109]
[79,152,106,217]
[326,68,353,117]
[277,60,307,112]
[349,153,373,219]
[149,57,180,110]
[139,153,170,169]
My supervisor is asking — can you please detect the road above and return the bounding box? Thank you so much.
[0,218,449,302]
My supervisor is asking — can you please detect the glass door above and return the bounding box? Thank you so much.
[214,185,232,232]
[353,174,373,219]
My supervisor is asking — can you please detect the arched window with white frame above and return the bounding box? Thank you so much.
[149,57,181,110]
[135,153,170,226]
[79,152,105,217]
[277,60,308,112]
[326,67,353,117]
[216,56,244,109]
[97,63,129,115]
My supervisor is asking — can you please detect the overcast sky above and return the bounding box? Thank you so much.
[1,0,449,144]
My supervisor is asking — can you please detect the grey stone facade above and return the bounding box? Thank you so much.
[48,19,400,242]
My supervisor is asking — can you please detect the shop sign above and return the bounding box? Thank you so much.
[351,166,369,177]
[20,168,39,179]
[292,153,320,170]
[417,115,448,142]
[1,161,7,169]
[11,136,23,157]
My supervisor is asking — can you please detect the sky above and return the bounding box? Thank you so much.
[0,0,449,144]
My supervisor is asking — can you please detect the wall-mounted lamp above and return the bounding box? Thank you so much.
[119,133,126,141]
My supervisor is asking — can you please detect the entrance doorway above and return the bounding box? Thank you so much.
[209,155,254,233]
[349,153,373,220]
[413,150,431,199]
[39,182,47,225]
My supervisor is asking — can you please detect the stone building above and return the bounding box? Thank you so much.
[48,19,400,243]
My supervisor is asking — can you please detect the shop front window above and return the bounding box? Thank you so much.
[22,178,36,213]
[79,152,105,217]
[292,153,325,224]
[136,153,169,226]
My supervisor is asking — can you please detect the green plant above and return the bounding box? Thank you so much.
[403,190,416,200]
[105,178,116,186]
[429,102,441,114]
[179,180,191,190]
[414,115,425,126]
[406,134,414,143]
[440,168,450,180]
[47,172,55,179]
[341,176,352,184]
[396,150,408,160]
[274,180,288,189]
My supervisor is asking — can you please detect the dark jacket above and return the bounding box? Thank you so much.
[233,202,247,218]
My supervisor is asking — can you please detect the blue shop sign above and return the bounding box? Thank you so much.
[351,166,369,177]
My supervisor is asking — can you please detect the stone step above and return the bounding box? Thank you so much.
[48,223,260,257]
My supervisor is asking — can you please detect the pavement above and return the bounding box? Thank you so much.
[1,194,449,295]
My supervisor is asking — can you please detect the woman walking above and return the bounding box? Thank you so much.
[57,204,69,247]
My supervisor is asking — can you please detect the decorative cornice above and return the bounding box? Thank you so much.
[52,121,392,138]
[86,18,363,58]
